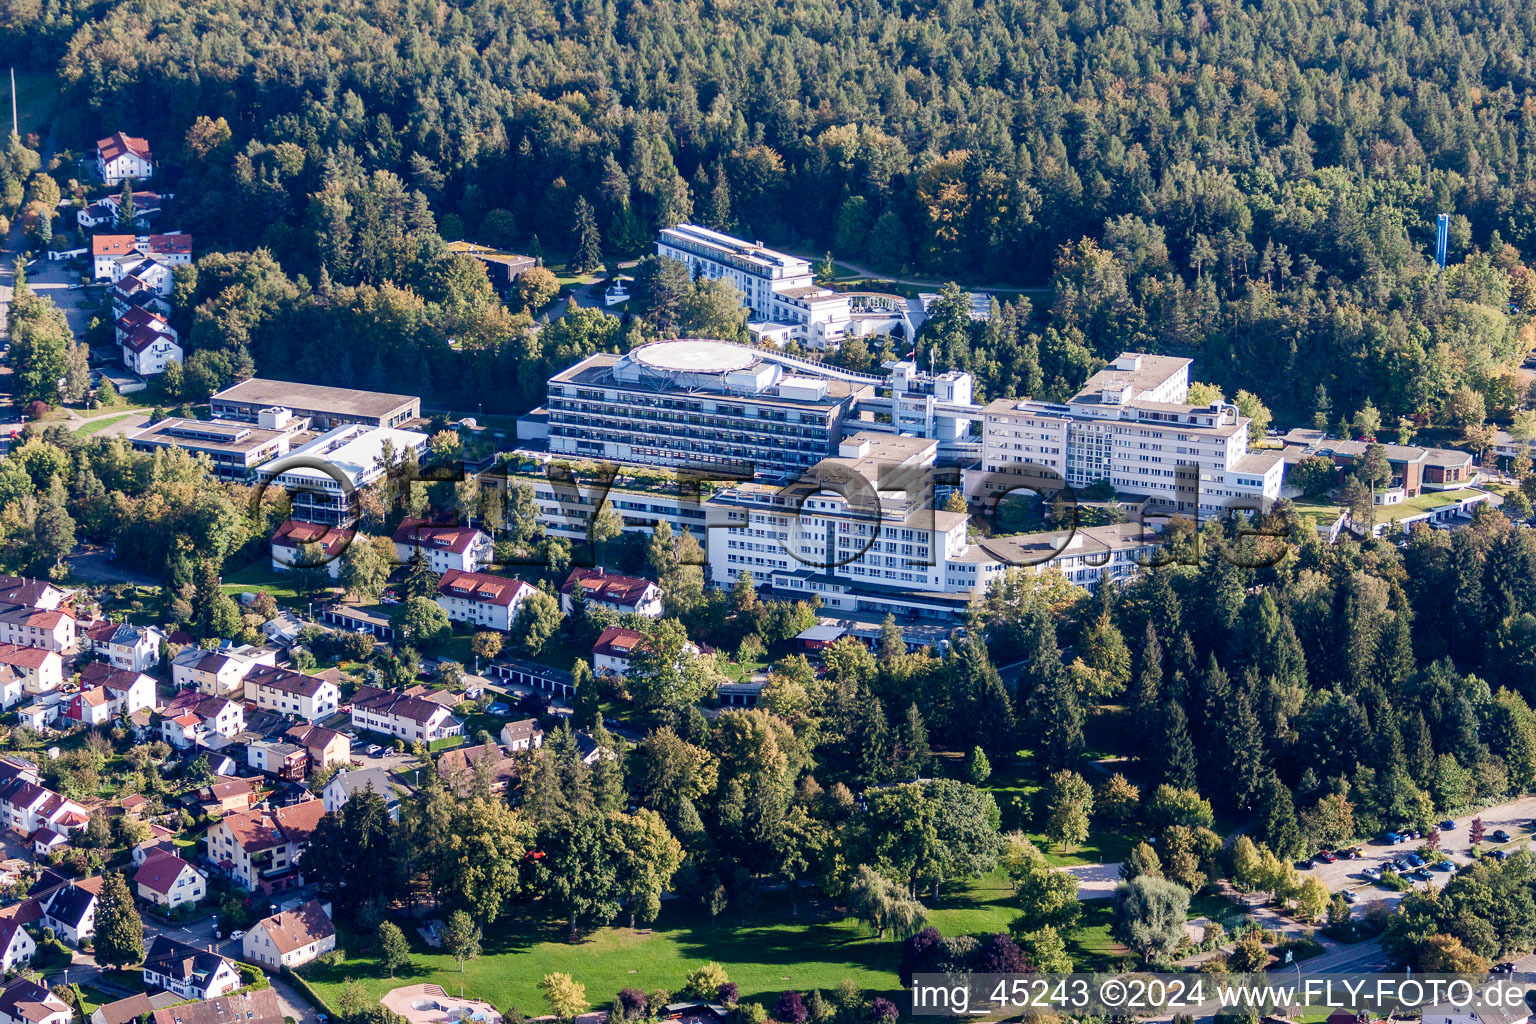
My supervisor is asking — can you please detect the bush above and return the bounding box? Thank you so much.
[773,992,808,1024]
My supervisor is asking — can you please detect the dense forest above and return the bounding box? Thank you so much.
[4,0,1536,424]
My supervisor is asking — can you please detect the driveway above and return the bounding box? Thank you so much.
[66,546,161,586]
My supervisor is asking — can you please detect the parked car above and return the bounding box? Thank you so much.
[1494,963,1516,975]
[1414,868,1432,880]
[1405,829,1422,840]
[1384,831,1404,844]
[1344,847,1364,859]
[1407,853,1426,867]
[1440,820,1457,831]
[1362,867,1383,881]
[366,743,383,756]
[1341,889,1358,903]
[1491,829,1512,843]
[1433,860,1455,872]
[1316,850,1337,863]
[1490,849,1509,861]
[229,930,245,940]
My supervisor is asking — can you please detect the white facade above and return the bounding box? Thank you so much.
[242,668,340,722]
[434,570,534,632]
[96,133,154,184]
[656,225,852,348]
[977,353,1284,517]
[254,424,429,526]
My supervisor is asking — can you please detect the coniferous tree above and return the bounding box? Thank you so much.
[1157,702,1197,789]
[570,197,603,273]
[94,871,144,969]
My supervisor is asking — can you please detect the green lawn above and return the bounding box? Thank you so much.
[76,412,134,436]
[222,561,336,606]
[979,754,1136,868]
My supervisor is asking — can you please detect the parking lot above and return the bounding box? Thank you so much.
[1301,794,1536,907]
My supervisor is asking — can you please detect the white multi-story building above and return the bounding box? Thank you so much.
[705,432,1164,617]
[656,225,852,348]
[242,665,341,722]
[393,518,494,573]
[977,353,1284,518]
[349,685,463,744]
[91,234,191,281]
[254,424,428,526]
[434,570,535,632]
[544,339,870,479]
[96,132,154,184]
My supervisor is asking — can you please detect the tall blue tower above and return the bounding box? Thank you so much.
[1436,213,1449,267]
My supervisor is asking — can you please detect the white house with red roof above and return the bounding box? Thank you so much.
[0,606,73,653]
[92,233,191,282]
[242,665,341,722]
[0,646,62,695]
[269,520,354,580]
[561,568,664,618]
[77,189,166,231]
[134,853,206,909]
[115,308,181,377]
[0,774,88,838]
[434,569,534,632]
[592,625,699,676]
[349,685,463,744]
[393,518,493,573]
[67,663,155,725]
[96,132,154,184]
[159,692,245,749]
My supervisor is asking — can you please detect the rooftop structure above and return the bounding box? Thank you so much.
[210,379,419,429]
[254,424,428,526]
[128,418,291,482]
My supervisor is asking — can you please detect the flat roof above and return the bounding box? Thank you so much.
[631,340,760,374]
[211,378,418,418]
[130,418,287,455]
[265,424,427,487]
[551,352,867,407]
[1071,353,1191,403]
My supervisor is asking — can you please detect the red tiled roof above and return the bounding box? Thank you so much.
[393,518,487,555]
[562,568,657,608]
[133,853,196,895]
[0,645,57,670]
[437,569,532,607]
[592,625,645,660]
[270,520,353,555]
[97,132,151,163]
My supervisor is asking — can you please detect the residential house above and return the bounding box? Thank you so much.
[160,693,245,749]
[0,919,34,974]
[91,234,192,282]
[96,132,154,184]
[134,854,208,909]
[91,622,164,672]
[561,568,664,618]
[203,800,327,892]
[350,685,463,744]
[269,520,354,579]
[90,994,172,1024]
[241,899,336,969]
[148,991,284,1024]
[0,577,70,612]
[285,724,349,769]
[393,518,494,574]
[592,625,698,677]
[0,669,21,712]
[196,776,259,815]
[120,323,182,377]
[142,936,239,999]
[172,645,278,696]
[0,607,74,653]
[1422,1003,1530,1024]
[0,978,70,1024]
[133,838,180,868]
[112,274,171,319]
[499,718,544,753]
[64,687,116,727]
[77,662,156,715]
[434,570,534,632]
[0,775,87,837]
[78,190,166,231]
[242,665,341,722]
[0,646,62,695]
[246,741,308,781]
[322,767,410,820]
[436,742,517,797]
[35,875,101,946]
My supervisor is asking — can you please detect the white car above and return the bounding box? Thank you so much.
[229,930,245,940]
